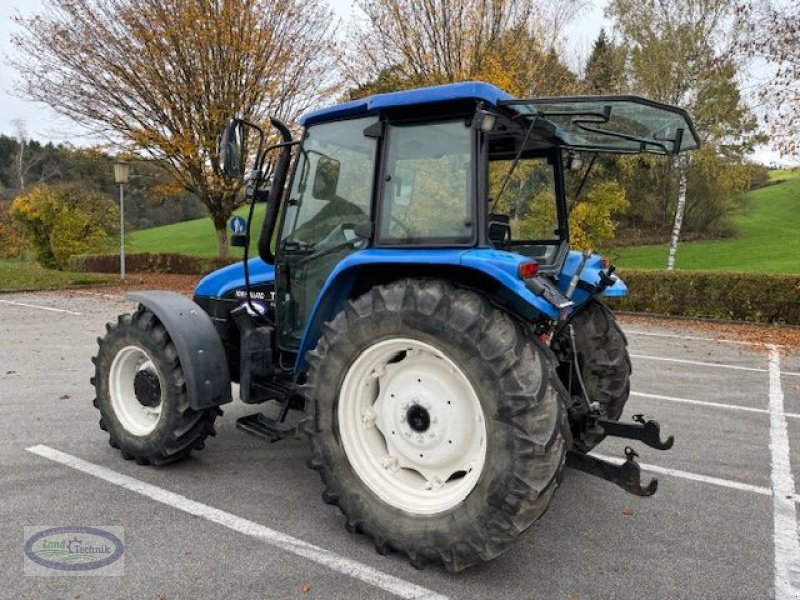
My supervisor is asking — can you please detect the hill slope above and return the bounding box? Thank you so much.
[129,203,266,257]
[614,169,800,274]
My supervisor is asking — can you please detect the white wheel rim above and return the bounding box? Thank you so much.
[108,345,164,436]
[338,338,487,515]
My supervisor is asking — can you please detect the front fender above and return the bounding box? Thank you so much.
[127,291,232,410]
[294,248,561,372]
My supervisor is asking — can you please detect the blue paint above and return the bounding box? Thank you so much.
[556,250,628,303]
[300,82,513,126]
[194,257,274,298]
[292,247,560,372]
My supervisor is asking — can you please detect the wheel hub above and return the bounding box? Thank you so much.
[406,404,430,433]
[133,369,161,408]
[338,338,487,515]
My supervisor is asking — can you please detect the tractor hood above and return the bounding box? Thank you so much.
[501,96,700,155]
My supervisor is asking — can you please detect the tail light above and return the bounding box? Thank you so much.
[518,261,538,279]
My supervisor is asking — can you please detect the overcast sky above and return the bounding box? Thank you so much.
[0,0,793,165]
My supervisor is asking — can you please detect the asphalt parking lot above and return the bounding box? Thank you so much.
[2,290,799,599]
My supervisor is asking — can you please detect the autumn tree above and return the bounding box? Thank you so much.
[12,0,338,257]
[345,0,584,98]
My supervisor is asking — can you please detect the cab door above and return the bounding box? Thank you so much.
[275,117,379,351]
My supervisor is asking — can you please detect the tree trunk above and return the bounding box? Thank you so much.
[666,156,689,270]
[215,225,228,259]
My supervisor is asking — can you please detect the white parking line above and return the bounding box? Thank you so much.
[0,298,82,316]
[631,353,800,377]
[625,329,764,346]
[630,391,800,420]
[767,345,800,599]
[26,445,447,600]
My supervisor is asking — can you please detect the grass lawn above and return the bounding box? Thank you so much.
[0,259,112,292]
[129,203,266,257]
[614,169,800,274]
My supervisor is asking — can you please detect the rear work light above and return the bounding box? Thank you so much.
[518,261,538,279]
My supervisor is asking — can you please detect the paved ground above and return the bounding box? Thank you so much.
[1,290,799,600]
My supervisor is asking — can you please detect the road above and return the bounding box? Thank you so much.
[1,290,798,599]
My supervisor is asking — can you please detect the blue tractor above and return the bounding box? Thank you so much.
[92,82,695,571]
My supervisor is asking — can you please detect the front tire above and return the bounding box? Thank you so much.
[304,279,567,571]
[92,307,221,466]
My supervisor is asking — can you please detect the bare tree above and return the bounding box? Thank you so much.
[737,2,800,156]
[12,0,339,257]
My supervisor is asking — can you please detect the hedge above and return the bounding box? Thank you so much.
[68,253,236,275]
[608,269,800,325]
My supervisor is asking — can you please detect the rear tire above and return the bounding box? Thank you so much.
[303,279,567,571]
[92,307,221,466]
[555,300,631,450]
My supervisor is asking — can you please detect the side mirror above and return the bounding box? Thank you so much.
[312,155,341,200]
[219,118,246,178]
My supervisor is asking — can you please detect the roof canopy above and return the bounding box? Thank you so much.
[299,81,512,126]
[299,83,699,155]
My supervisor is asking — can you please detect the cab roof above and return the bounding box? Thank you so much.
[299,81,512,127]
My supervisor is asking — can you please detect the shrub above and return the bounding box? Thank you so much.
[11,184,118,269]
[0,198,29,258]
[608,269,800,325]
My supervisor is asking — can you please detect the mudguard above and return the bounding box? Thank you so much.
[294,248,563,371]
[127,291,232,410]
[556,250,628,304]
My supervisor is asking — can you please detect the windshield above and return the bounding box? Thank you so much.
[502,96,699,155]
[488,154,564,265]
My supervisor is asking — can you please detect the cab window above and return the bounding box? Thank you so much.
[378,121,473,245]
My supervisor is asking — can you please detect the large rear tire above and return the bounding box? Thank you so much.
[555,299,631,450]
[303,279,567,571]
[92,307,221,466]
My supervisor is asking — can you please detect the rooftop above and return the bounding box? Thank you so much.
[299,81,513,126]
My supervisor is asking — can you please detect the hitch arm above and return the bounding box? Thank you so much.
[567,447,658,497]
[597,414,674,450]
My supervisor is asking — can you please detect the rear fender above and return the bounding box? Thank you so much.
[557,250,628,305]
[294,248,561,372]
[127,291,232,410]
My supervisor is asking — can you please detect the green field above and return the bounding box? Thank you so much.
[0,259,111,292]
[614,169,800,274]
[129,203,266,257]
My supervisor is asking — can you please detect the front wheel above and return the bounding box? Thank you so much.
[92,307,221,465]
[304,279,567,571]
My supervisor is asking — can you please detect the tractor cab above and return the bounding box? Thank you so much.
[212,82,697,356]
